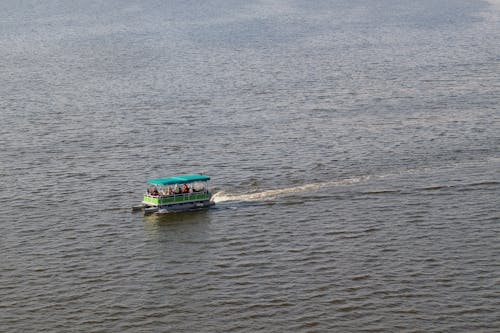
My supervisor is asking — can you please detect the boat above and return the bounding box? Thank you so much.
[138,174,213,214]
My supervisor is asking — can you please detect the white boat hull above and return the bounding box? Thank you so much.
[143,199,213,214]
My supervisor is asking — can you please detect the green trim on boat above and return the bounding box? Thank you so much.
[143,193,210,206]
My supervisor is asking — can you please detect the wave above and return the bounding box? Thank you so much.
[211,175,371,203]
[419,181,499,192]
[486,0,500,7]
[211,156,499,204]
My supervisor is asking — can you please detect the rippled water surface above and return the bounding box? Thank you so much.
[1,0,499,332]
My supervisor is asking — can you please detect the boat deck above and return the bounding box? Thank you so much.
[143,191,211,206]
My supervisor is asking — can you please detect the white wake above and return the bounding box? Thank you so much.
[211,175,371,203]
[211,156,499,204]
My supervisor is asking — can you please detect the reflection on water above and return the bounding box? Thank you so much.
[143,210,212,238]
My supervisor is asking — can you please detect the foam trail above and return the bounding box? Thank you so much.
[486,0,500,6]
[212,156,499,204]
[212,175,371,203]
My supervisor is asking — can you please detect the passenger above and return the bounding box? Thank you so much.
[167,186,173,195]
[174,185,181,194]
[152,187,159,196]
[182,184,189,193]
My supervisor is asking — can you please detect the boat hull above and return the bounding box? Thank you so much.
[142,192,213,214]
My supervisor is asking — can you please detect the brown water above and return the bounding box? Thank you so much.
[1,0,499,332]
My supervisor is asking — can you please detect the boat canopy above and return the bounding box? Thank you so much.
[148,174,210,186]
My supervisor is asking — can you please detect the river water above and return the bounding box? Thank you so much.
[1,0,499,332]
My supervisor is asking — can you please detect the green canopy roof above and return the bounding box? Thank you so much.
[148,174,210,186]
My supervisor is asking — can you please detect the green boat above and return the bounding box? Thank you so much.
[138,174,213,214]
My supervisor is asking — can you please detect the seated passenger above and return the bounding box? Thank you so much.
[174,185,181,194]
[167,186,173,195]
[182,184,189,193]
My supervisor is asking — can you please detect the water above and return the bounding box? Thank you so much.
[1,0,499,331]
